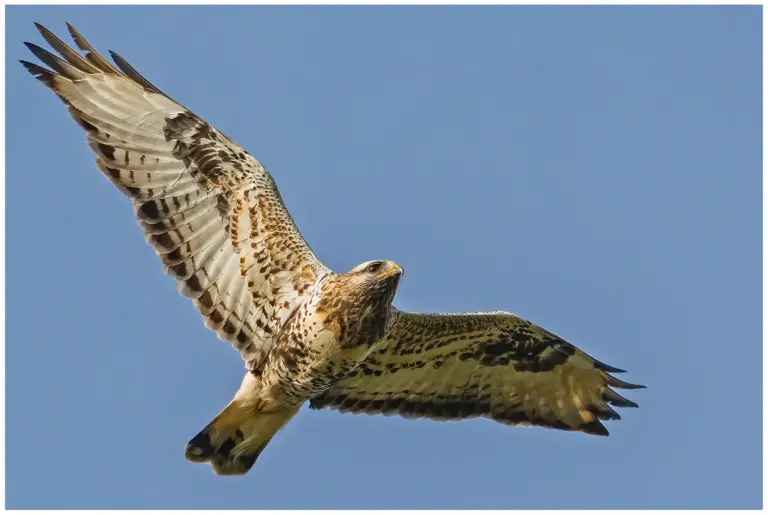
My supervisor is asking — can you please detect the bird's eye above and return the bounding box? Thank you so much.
[366,262,382,274]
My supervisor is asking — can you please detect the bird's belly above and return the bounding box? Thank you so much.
[269,330,373,405]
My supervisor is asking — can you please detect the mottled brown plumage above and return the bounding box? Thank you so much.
[22,24,644,478]
[310,311,643,436]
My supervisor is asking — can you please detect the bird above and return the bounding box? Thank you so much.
[21,23,645,476]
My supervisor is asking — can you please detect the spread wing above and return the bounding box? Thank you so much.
[21,23,329,372]
[310,310,644,436]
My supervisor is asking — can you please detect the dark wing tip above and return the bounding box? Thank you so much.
[606,374,646,390]
[109,50,163,94]
[593,359,627,374]
[593,355,645,390]
[23,41,58,70]
[33,21,53,34]
[33,21,57,40]
[581,420,610,437]
[19,59,56,87]
[590,403,621,421]
[19,58,40,71]
[65,22,86,47]
[23,41,61,69]
[23,41,41,53]
[602,388,640,408]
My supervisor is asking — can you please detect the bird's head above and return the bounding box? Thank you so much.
[349,259,403,281]
[317,260,403,346]
[344,259,404,303]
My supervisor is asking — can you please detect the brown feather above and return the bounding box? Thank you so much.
[311,310,644,437]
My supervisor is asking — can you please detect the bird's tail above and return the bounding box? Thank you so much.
[185,400,299,476]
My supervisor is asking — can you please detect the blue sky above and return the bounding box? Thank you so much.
[5,5,761,510]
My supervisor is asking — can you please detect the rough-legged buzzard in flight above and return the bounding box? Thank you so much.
[21,23,644,476]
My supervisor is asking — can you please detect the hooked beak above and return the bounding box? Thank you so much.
[376,262,403,280]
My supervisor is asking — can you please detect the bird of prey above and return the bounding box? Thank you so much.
[21,23,644,476]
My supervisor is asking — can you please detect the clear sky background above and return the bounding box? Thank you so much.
[5,5,761,510]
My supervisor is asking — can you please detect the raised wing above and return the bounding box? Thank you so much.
[21,23,329,372]
[310,310,644,436]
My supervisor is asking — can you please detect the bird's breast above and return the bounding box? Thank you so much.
[265,307,384,404]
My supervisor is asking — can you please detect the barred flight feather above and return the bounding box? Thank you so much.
[22,22,329,373]
[310,310,645,437]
